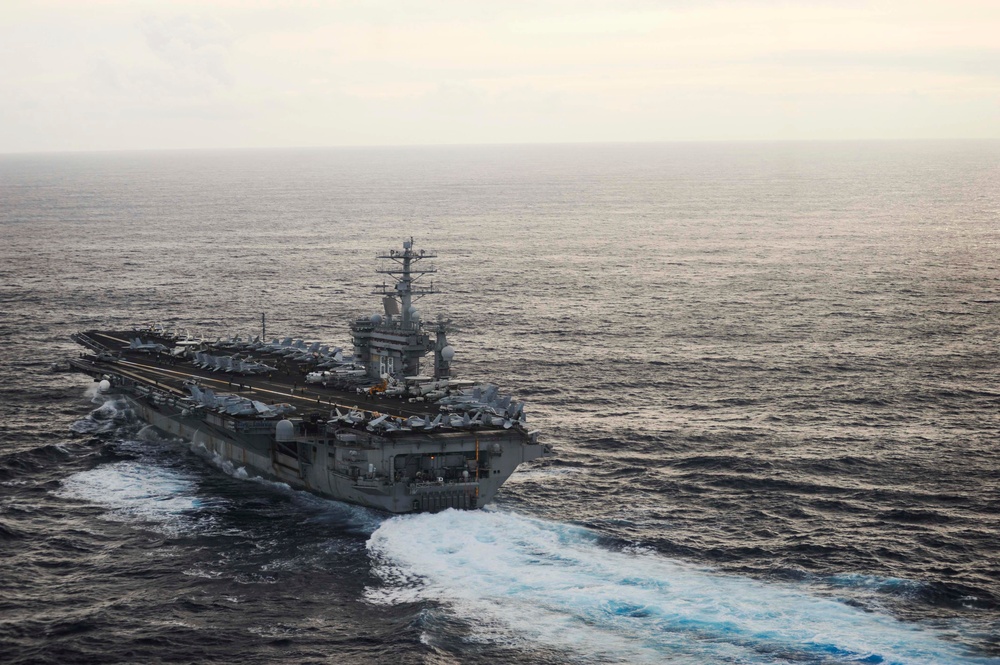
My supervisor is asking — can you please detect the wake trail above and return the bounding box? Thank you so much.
[366,509,997,665]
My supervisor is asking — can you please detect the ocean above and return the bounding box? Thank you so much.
[0,141,998,664]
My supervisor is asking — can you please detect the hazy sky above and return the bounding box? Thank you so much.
[2,0,998,152]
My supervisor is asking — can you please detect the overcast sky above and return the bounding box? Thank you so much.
[2,0,998,152]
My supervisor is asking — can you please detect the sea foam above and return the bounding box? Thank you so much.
[55,461,206,536]
[367,509,991,664]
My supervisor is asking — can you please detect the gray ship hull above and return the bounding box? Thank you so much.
[124,390,545,513]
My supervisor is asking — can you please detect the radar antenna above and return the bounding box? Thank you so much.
[374,237,438,327]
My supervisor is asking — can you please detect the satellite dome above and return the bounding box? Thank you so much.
[275,419,295,442]
[410,309,420,320]
[441,345,455,362]
[370,314,383,325]
[98,379,111,393]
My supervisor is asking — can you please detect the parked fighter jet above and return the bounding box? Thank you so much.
[212,335,242,350]
[436,384,498,411]
[434,383,525,429]
[193,351,275,375]
[262,337,294,353]
[236,358,277,374]
[275,340,307,357]
[332,408,366,425]
[316,353,347,370]
[233,336,261,352]
[250,400,295,418]
[405,414,443,430]
[288,341,322,361]
[129,338,169,353]
[185,383,293,418]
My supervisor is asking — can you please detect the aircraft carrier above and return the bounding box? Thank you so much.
[68,240,551,513]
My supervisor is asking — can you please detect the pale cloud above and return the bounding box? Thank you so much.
[140,13,233,85]
[0,0,997,152]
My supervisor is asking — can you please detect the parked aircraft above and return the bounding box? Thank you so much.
[129,338,169,353]
[332,408,367,425]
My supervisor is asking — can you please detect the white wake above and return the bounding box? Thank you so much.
[56,461,207,536]
[366,509,991,664]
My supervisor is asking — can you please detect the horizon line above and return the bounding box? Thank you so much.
[2,137,999,158]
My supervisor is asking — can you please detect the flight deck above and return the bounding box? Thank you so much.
[72,330,434,422]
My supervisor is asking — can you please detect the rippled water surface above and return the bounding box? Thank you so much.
[1,142,999,664]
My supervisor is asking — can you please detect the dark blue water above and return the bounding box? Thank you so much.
[1,142,999,664]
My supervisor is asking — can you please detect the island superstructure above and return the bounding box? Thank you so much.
[350,241,453,380]
[69,239,550,513]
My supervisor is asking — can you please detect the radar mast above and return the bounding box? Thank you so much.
[374,237,437,327]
